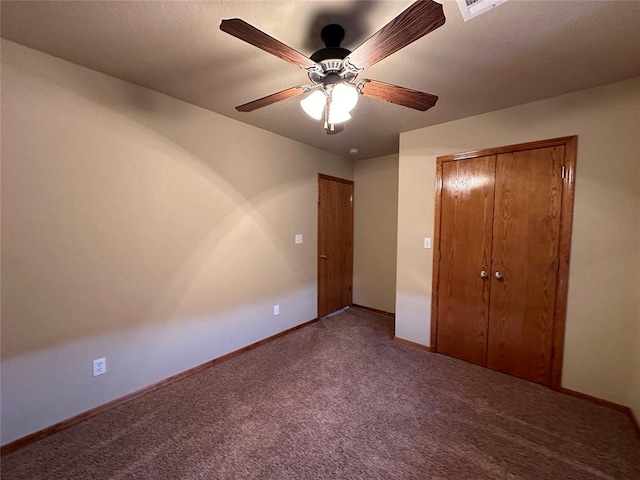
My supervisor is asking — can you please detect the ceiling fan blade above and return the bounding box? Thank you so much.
[359,80,438,111]
[346,0,445,70]
[236,86,306,112]
[220,19,318,70]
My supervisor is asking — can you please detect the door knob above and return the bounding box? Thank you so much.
[494,271,504,280]
[480,270,488,279]
[320,254,327,259]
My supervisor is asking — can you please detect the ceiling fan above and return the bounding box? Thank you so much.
[220,0,446,135]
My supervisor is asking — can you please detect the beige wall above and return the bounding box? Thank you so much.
[0,40,352,445]
[396,77,640,412]
[353,154,399,313]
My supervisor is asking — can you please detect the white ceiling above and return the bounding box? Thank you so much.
[2,1,640,159]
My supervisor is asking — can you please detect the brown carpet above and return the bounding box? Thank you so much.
[2,307,639,479]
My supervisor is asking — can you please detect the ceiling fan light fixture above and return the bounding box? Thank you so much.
[328,109,351,124]
[331,83,359,113]
[300,90,326,120]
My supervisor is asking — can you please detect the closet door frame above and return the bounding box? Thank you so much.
[430,136,577,389]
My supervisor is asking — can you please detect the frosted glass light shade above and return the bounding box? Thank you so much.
[300,90,326,120]
[332,83,358,113]
[328,109,351,124]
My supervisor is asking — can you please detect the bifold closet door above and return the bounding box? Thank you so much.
[433,137,576,387]
[486,146,564,383]
[436,155,496,365]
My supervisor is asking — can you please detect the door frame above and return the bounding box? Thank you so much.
[430,136,578,389]
[317,173,354,318]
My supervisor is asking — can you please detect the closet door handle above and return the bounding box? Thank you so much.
[494,271,504,280]
[480,270,488,279]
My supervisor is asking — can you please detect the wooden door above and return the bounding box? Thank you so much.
[436,156,495,365]
[318,174,353,318]
[487,146,564,383]
[432,136,577,388]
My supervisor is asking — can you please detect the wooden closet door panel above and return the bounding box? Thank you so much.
[437,156,495,365]
[487,146,564,384]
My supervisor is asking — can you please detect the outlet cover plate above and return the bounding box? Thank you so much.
[93,357,106,376]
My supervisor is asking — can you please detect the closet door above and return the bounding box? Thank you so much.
[436,156,496,365]
[486,146,564,384]
[433,137,576,388]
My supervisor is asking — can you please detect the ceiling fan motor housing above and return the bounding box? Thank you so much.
[311,24,349,60]
[308,24,358,86]
[310,47,351,63]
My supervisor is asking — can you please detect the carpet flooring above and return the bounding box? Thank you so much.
[2,307,639,479]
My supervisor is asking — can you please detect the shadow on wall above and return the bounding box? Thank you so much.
[2,41,350,362]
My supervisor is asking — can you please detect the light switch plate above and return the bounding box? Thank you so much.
[424,237,432,249]
[295,234,303,244]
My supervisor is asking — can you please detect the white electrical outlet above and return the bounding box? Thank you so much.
[295,234,303,244]
[93,357,106,377]
[273,305,280,316]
